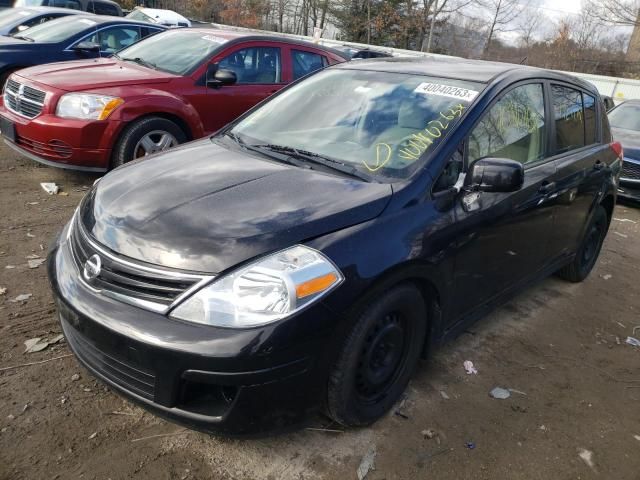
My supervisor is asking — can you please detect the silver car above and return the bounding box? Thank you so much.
[0,6,84,36]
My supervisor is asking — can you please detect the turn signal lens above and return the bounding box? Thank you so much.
[97,98,125,120]
[296,272,339,298]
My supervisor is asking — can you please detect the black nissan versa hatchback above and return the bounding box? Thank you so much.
[48,57,622,435]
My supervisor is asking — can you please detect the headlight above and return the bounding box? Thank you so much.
[169,245,343,328]
[56,93,124,120]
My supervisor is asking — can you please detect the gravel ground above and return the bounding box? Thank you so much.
[1,145,639,480]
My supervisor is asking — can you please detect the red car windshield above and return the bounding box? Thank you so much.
[116,30,228,76]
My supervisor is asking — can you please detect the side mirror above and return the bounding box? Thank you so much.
[465,157,524,193]
[206,65,237,88]
[73,41,100,53]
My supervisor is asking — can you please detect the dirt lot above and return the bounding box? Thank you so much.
[1,145,639,480]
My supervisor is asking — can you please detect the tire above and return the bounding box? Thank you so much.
[327,283,427,426]
[557,205,608,283]
[111,116,187,168]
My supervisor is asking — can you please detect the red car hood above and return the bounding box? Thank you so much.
[15,58,175,92]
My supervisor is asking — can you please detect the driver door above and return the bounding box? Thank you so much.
[449,82,559,322]
[200,42,286,134]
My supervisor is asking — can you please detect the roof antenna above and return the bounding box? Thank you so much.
[520,56,528,65]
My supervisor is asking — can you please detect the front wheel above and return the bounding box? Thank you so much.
[557,205,609,282]
[327,283,427,426]
[112,116,187,168]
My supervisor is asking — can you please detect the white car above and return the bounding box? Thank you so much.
[126,7,190,28]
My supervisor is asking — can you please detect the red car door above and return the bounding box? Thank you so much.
[199,41,288,134]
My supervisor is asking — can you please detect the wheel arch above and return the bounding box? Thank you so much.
[119,112,194,141]
[342,261,446,358]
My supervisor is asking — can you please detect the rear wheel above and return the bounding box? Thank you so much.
[557,205,608,282]
[112,116,187,169]
[327,283,427,426]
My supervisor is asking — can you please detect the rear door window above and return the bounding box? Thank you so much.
[291,49,327,80]
[87,1,120,16]
[47,0,81,9]
[218,46,282,84]
[552,85,585,153]
[468,83,546,166]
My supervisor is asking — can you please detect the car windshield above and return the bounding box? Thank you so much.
[126,9,153,23]
[115,30,227,75]
[608,104,640,131]
[229,68,484,181]
[14,16,97,42]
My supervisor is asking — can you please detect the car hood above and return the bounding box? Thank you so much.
[80,139,393,273]
[612,127,640,159]
[16,57,175,91]
[0,35,46,50]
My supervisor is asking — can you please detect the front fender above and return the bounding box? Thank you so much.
[87,87,205,139]
[118,97,204,139]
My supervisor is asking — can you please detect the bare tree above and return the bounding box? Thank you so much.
[516,9,545,51]
[571,10,604,52]
[480,0,522,57]
[584,0,640,26]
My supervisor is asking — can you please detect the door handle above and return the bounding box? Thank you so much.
[538,181,556,194]
[593,161,605,170]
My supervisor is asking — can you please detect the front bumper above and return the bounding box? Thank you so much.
[48,233,339,435]
[0,105,120,171]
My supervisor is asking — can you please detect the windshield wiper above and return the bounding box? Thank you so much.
[119,56,157,70]
[258,144,374,182]
[13,35,34,42]
[223,132,302,168]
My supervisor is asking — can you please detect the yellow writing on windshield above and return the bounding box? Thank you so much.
[363,143,393,172]
[397,104,466,161]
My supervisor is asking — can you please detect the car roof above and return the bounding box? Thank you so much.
[53,13,160,26]
[179,28,349,58]
[334,56,597,91]
[19,6,87,14]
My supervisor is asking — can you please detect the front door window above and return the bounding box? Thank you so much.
[468,83,546,166]
[218,47,281,84]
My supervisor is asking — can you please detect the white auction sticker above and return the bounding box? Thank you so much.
[414,82,479,101]
[201,35,227,44]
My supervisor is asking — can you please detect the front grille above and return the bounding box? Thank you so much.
[69,213,210,313]
[62,319,156,400]
[4,77,45,119]
[622,159,640,180]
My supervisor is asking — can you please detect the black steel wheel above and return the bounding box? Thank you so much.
[327,283,427,426]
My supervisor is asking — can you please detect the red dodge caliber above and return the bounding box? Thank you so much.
[0,28,347,171]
